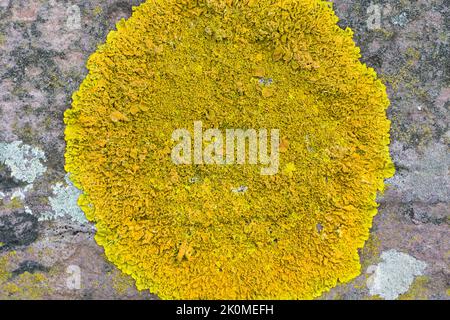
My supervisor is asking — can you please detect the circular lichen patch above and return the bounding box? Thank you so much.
[64,0,394,299]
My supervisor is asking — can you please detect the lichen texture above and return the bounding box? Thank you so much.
[367,250,427,300]
[40,174,89,224]
[0,141,46,184]
[64,0,394,299]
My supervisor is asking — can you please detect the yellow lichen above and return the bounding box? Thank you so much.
[64,0,394,299]
[360,233,381,269]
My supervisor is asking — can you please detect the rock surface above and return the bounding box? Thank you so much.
[0,0,448,299]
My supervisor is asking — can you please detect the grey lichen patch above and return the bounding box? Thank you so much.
[0,165,28,192]
[0,141,46,184]
[40,174,88,224]
[0,211,39,251]
[387,142,450,203]
[391,12,409,27]
[367,249,427,300]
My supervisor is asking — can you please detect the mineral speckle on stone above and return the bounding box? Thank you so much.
[0,0,448,300]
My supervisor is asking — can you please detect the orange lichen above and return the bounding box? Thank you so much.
[64,0,394,299]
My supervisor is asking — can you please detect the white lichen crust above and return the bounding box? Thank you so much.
[0,141,47,184]
[367,249,427,300]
